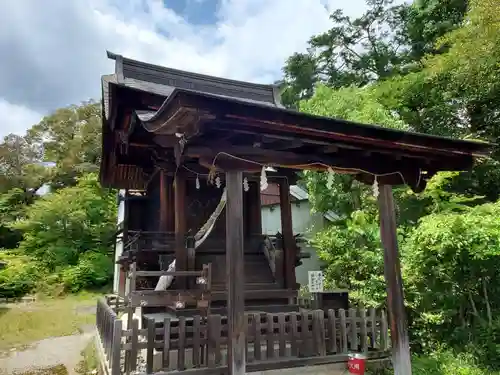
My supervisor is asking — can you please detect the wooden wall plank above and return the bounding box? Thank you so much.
[349,308,357,351]
[162,318,171,369]
[178,317,186,370]
[146,319,155,374]
[266,314,275,359]
[193,315,202,368]
[327,309,337,353]
[313,310,326,356]
[339,309,348,353]
[253,314,262,361]
[277,313,286,357]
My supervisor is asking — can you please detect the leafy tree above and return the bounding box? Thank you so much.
[311,210,387,307]
[280,0,469,107]
[403,200,500,359]
[299,84,408,219]
[26,100,102,189]
[281,0,406,106]
[399,0,469,61]
[0,134,47,193]
[0,188,37,249]
[0,251,39,298]
[377,0,499,144]
[12,173,116,278]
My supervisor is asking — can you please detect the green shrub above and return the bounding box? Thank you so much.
[0,251,39,298]
[61,252,113,293]
[367,351,499,375]
[452,319,500,371]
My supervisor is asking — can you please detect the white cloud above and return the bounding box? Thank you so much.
[0,0,383,138]
[0,99,43,138]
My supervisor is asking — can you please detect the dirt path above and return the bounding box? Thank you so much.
[0,329,94,375]
[0,297,98,375]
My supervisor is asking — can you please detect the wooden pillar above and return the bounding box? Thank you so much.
[378,184,412,375]
[159,169,168,232]
[248,181,262,235]
[123,190,129,244]
[225,171,246,375]
[279,179,296,289]
[174,173,187,288]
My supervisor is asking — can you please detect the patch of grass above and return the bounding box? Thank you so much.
[366,351,500,375]
[0,294,101,352]
[75,340,98,375]
[11,364,69,375]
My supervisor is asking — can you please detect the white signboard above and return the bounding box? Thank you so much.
[308,271,324,293]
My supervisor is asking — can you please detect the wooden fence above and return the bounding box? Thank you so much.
[96,297,390,375]
[96,297,123,375]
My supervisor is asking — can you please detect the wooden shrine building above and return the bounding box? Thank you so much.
[97,51,491,375]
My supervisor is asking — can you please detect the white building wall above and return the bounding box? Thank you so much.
[261,201,325,288]
[113,190,126,294]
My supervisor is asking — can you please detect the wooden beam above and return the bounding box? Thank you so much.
[174,173,187,289]
[279,179,296,290]
[378,184,412,375]
[225,171,246,375]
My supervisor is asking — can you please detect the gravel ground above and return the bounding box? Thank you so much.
[0,330,94,375]
[0,300,97,375]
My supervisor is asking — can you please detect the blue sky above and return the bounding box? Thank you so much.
[0,0,406,138]
[166,0,220,25]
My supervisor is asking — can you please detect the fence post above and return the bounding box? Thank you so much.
[111,319,123,375]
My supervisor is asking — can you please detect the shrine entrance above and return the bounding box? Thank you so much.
[96,52,491,375]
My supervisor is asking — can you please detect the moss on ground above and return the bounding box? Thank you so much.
[0,294,100,352]
[10,364,69,375]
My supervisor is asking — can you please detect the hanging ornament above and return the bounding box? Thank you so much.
[372,176,379,198]
[243,177,249,192]
[326,167,334,190]
[208,165,217,185]
[260,165,268,191]
[215,176,221,188]
[195,174,200,190]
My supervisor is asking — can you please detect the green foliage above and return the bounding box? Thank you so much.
[0,251,40,298]
[13,173,116,271]
[404,201,500,346]
[0,188,34,249]
[368,350,500,374]
[312,210,387,307]
[299,85,408,130]
[299,84,408,219]
[61,252,113,293]
[0,101,115,297]
[0,134,47,193]
[3,173,117,294]
[285,1,500,368]
[280,0,468,107]
[26,101,102,189]
[411,351,499,375]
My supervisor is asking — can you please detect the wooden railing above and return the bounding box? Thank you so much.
[124,231,176,253]
[126,262,213,312]
[96,298,390,375]
[95,297,123,375]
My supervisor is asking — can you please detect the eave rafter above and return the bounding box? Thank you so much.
[101,81,492,191]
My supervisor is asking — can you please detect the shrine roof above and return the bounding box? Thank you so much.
[100,53,493,192]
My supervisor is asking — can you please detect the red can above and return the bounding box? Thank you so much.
[347,353,367,375]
